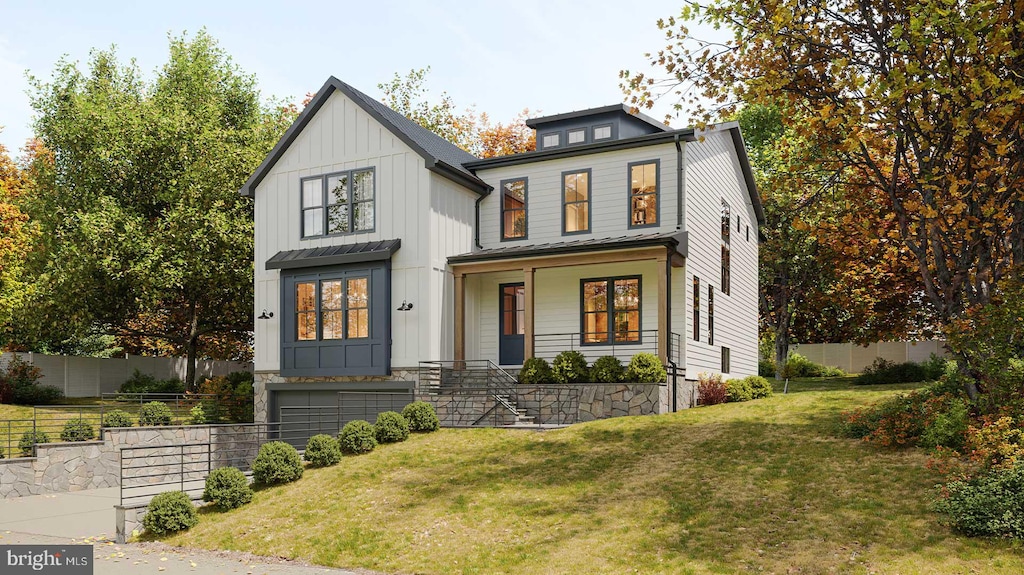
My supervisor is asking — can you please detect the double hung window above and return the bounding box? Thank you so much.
[581,277,641,344]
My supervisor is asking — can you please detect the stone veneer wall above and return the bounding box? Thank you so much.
[253,369,420,424]
[571,383,666,421]
[423,395,517,427]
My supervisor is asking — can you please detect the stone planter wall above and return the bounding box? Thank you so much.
[422,394,517,427]
[568,383,665,421]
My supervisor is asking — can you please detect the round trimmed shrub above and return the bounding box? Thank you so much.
[744,376,774,399]
[725,378,753,403]
[374,411,410,444]
[252,441,304,485]
[202,467,253,510]
[143,491,198,535]
[304,434,342,467]
[188,404,206,425]
[339,420,377,454]
[103,409,134,428]
[626,353,667,383]
[590,356,625,383]
[552,350,589,383]
[60,418,95,442]
[402,401,440,432]
[139,401,173,426]
[519,358,554,385]
[19,429,50,456]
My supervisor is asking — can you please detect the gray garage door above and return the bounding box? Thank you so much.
[272,387,414,448]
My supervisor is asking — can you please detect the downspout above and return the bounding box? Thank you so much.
[675,133,685,229]
[670,133,685,410]
[665,255,677,412]
[474,190,489,249]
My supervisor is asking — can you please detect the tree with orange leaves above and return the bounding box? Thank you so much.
[0,132,35,332]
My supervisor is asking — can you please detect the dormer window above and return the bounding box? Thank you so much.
[541,133,560,148]
[567,128,586,145]
[593,124,612,140]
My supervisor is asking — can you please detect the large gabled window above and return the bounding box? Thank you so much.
[721,199,731,295]
[500,178,527,240]
[301,168,375,239]
[581,276,641,344]
[562,169,591,235]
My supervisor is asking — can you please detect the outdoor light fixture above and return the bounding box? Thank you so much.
[397,300,414,311]
[257,309,274,320]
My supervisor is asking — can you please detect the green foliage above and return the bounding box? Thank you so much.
[119,370,185,395]
[374,411,410,444]
[143,491,198,535]
[838,381,966,448]
[378,67,479,153]
[138,401,173,426]
[19,429,50,456]
[60,418,95,442]
[854,358,930,385]
[252,441,304,485]
[744,376,774,399]
[193,372,254,423]
[518,358,554,385]
[725,378,754,403]
[758,358,777,378]
[697,373,727,406]
[552,351,589,384]
[626,353,667,383]
[0,355,64,405]
[921,398,969,450]
[304,434,342,467]
[102,409,134,428]
[401,401,440,433]
[934,464,1024,539]
[782,353,845,378]
[188,404,206,425]
[590,356,625,383]
[202,467,253,510]
[339,420,377,455]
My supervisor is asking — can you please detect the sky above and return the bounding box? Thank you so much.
[0,0,713,156]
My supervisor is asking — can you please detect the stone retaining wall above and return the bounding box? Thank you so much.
[423,394,517,427]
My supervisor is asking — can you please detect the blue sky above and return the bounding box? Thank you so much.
[0,0,709,155]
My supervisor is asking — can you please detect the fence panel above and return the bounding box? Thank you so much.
[790,340,949,373]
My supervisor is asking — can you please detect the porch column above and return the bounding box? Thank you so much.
[657,254,669,364]
[523,266,535,360]
[454,271,465,362]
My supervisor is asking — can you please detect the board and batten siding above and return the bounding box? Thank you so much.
[428,173,478,361]
[682,129,759,379]
[254,90,434,372]
[474,143,680,247]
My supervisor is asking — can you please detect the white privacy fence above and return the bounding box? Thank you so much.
[788,340,949,374]
[0,352,253,397]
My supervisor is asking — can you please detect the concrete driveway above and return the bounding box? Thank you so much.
[0,489,363,575]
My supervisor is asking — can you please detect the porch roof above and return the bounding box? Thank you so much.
[448,231,687,266]
[265,239,401,270]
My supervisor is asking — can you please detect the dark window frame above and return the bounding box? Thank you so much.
[499,177,528,242]
[300,167,376,239]
[539,131,562,149]
[290,275,372,342]
[693,276,700,341]
[566,127,588,146]
[708,284,714,346]
[579,275,643,346]
[721,199,731,295]
[561,168,593,236]
[627,159,661,229]
[721,347,731,373]
[592,123,614,141]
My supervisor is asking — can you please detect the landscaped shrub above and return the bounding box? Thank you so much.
[518,358,554,385]
[838,381,966,448]
[744,375,774,399]
[13,384,64,406]
[139,401,173,426]
[920,398,969,450]
[590,356,625,383]
[188,404,206,425]
[627,353,667,383]
[934,463,1024,538]
[854,358,928,385]
[102,409,134,428]
[304,434,342,467]
[725,378,753,402]
[19,429,50,456]
[339,420,377,455]
[758,358,777,378]
[119,370,186,395]
[0,355,65,406]
[402,401,440,432]
[60,418,95,442]
[782,353,844,378]
[190,372,254,423]
[374,411,410,444]
[202,467,253,510]
[252,441,304,485]
[552,351,589,383]
[142,491,198,535]
[697,373,727,406]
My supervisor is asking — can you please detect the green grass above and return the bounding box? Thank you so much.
[162,381,1024,574]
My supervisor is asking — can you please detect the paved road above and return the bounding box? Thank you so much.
[0,489,362,575]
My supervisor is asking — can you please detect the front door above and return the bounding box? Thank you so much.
[498,283,525,366]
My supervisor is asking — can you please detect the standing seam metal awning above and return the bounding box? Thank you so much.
[265,239,401,270]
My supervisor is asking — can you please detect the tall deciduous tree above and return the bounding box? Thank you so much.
[625,1,1023,397]
[0,133,35,331]
[22,31,293,387]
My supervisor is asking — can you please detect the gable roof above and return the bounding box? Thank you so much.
[239,77,490,197]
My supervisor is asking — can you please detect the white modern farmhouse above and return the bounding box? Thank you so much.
[242,77,762,428]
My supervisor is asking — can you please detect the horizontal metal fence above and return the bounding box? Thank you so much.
[533,330,682,365]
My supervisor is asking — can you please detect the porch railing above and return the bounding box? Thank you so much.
[533,330,682,365]
[418,360,522,418]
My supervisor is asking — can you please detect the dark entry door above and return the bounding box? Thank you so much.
[499,283,525,366]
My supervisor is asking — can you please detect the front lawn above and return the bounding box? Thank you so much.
[164,381,1024,574]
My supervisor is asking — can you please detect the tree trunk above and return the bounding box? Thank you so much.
[774,325,790,382]
[185,302,199,391]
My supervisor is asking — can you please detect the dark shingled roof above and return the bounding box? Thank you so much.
[266,239,401,270]
[240,77,489,197]
[448,231,688,265]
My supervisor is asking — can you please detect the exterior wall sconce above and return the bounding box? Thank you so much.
[257,309,274,320]
[397,300,414,311]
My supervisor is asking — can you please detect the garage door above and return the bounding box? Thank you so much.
[272,387,414,448]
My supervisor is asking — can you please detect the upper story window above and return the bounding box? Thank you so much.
[567,128,586,145]
[628,160,659,228]
[501,178,527,240]
[562,169,591,235]
[708,284,715,346]
[721,199,731,295]
[301,168,374,238]
[581,276,641,344]
[593,124,612,140]
[541,133,560,148]
[693,276,700,341]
